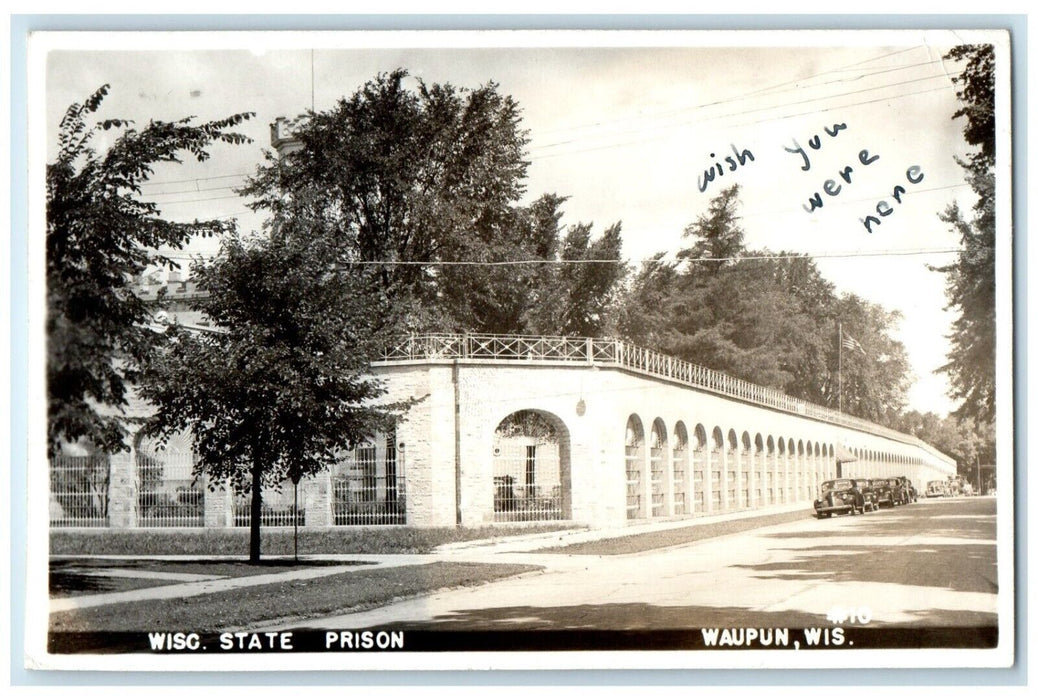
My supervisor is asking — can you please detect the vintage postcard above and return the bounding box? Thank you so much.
[23,28,1015,671]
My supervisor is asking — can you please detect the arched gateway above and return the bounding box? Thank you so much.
[492,410,571,522]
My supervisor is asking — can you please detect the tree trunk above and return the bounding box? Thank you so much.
[249,450,263,564]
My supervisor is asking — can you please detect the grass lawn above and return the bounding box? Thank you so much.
[538,509,812,555]
[49,558,375,598]
[51,524,577,557]
[50,572,181,598]
[50,561,541,632]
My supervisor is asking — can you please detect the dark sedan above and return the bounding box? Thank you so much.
[814,479,865,518]
[871,478,897,508]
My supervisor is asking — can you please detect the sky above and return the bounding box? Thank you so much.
[36,30,1005,417]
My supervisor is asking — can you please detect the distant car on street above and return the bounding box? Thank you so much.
[814,479,865,518]
[927,480,947,497]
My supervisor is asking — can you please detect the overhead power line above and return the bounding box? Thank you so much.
[139,172,251,188]
[136,57,958,200]
[530,71,961,157]
[154,247,965,265]
[537,47,933,137]
[146,78,964,207]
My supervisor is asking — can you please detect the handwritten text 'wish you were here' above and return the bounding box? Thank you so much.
[697,122,924,233]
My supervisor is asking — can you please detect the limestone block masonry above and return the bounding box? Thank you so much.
[370,355,956,530]
[50,337,956,532]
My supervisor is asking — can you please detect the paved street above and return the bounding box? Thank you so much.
[296,497,997,632]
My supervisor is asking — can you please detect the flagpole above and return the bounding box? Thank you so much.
[838,322,843,414]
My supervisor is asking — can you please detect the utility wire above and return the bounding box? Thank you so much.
[146,79,962,206]
[723,84,954,131]
[137,62,960,199]
[153,247,966,265]
[530,71,961,156]
[537,47,932,137]
[139,172,251,188]
[143,183,240,196]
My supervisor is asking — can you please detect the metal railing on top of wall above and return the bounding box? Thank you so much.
[377,333,953,466]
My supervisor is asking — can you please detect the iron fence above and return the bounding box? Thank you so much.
[332,441,406,526]
[333,475,406,525]
[233,482,304,528]
[492,441,563,522]
[50,455,110,527]
[136,450,204,527]
[693,451,706,512]
[650,447,666,517]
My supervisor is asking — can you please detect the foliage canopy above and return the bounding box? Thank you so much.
[46,84,253,455]
[138,232,411,561]
[241,69,626,337]
[619,185,912,425]
[932,44,997,425]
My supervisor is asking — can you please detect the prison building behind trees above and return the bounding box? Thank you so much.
[50,333,955,531]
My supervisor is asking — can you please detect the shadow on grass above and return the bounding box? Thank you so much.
[49,571,157,596]
[49,562,542,633]
[50,558,375,596]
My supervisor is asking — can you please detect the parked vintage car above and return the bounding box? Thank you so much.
[926,480,947,497]
[847,477,879,512]
[814,479,866,518]
[882,477,907,505]
[871,478,896,508]
[894,476,918,504]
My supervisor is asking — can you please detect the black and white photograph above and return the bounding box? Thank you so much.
[23,27,1014,671]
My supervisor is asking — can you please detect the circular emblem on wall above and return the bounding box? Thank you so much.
[576,399,586,416]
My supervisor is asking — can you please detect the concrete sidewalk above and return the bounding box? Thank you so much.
[433,501,810,554]
[50,502,813,613]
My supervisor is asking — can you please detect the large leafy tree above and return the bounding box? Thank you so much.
[932,44,996,424]
[895,410,995,485]
[46,85,252,455]
[831,294,912,424]
[623,186,814,393]
[241,70,626,336]
[521,220,626,336]
[678,184,745,275]
[240,69,529,331]
[767,255,837,405]
[138,231,410,562]
[619,185,912,424]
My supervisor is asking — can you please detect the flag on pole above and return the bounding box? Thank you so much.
[842,332,866,355]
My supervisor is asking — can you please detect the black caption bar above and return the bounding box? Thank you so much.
[48,626,998,654]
